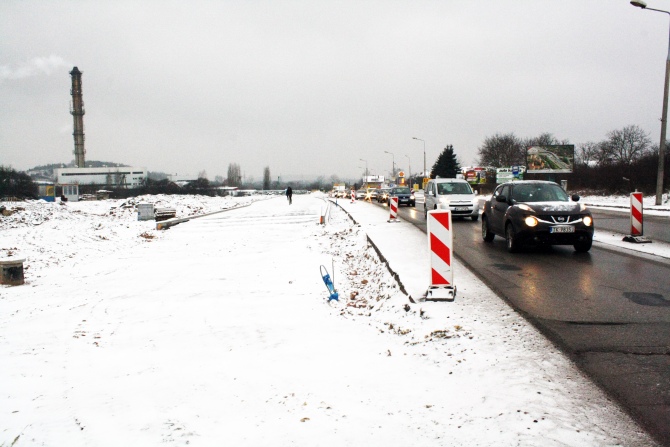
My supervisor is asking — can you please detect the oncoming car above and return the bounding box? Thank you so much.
[481,180,594,253]
[388,186,415,207]
[424,178,479,221]
[377,187,391,203]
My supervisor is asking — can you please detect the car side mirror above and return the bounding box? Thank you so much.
[495,195,507,203]
[571,194,580,202]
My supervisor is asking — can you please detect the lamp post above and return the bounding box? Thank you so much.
[631,0,668,205]
[405,154,411,188]
[359,158,368,182]
[413,137,426,180]
[384,150,395,181]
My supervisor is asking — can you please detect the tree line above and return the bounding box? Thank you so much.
[475,125,668,194]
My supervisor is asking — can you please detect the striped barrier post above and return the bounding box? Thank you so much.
[351,190,355,203]
[623,192,651,243]
[425,209,456,300]
[631,192,643,236]
[388,197,399,222]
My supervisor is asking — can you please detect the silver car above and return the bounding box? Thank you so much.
[424,178,479,221]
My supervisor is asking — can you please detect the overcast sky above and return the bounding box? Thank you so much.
[1,0,668,182]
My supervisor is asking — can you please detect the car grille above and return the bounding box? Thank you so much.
[536,214,583,224]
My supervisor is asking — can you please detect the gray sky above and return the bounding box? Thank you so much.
[1,0,668,181]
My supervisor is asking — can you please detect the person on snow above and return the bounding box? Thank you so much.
[286,186,293,205]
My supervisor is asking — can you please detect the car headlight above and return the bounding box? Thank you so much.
[410,194,415,199]
[524,216,538,227]
[583,215,593,226]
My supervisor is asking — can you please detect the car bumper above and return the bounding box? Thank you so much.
[438,203,479,217]
[515,226,594,246]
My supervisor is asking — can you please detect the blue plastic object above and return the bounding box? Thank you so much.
[320,265,339,301]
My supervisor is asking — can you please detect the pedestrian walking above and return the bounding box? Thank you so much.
[286,186,293,205]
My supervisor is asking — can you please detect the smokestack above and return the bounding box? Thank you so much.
[70,66,86,168]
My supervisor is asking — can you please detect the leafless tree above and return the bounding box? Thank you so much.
[575,141,601,166]
[198,170,208,180]
[476,133,524,167]
[602,125,651,165]
[263,166,271,190]
[227,163,241,187]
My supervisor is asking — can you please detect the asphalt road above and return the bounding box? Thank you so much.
[375,198,670,446]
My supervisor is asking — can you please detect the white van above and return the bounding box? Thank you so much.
[424,178,479,221]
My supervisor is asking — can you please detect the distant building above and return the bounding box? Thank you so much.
[55,167,148,188]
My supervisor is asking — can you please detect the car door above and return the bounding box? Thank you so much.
[490,184,511,233]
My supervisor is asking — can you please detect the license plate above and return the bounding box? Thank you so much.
[550,226,575,233]
[454,207,470,211]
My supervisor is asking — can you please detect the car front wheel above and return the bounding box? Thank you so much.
[505,223,521,253]
[482,216,495,242]
[574,237,592,253]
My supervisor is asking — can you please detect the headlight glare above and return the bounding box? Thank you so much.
[524,216,538,227]
[583,216,593,226]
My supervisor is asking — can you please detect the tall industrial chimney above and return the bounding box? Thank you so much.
[70,66,86,168]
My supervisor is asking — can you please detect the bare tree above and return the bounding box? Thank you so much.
[198,170,208,180]
[523,132,570,148]
[602,125,651,165]
[263,166,271,190]
[227,163,241,187]
[575,141,601,166]
[476,133,524,167]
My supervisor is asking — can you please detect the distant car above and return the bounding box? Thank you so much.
[424,178,479,221]
[366,188,379,201]
[377,187,391,203]
[481,180,594,253]
[388,186,415,207]
[355,189,366,200]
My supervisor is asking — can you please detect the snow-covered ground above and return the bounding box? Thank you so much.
[0,193,666,446]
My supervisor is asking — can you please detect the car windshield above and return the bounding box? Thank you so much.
[394,187,411,194]
[437,182,472,195]
[511,183,569,202]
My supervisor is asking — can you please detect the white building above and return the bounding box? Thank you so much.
[55,167,148,188]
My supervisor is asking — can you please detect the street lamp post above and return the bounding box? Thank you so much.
[631,0,668,205]
[413,137,426,179]
[384,151,395,181]
[359,158,368,182]
[405,154,411,188]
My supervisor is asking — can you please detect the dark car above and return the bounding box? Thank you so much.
[377,187,391,203]
[481,181,594,252]
[388,186,415,207]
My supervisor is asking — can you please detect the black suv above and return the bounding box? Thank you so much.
[481,181,594,252]
[388,186,415,207]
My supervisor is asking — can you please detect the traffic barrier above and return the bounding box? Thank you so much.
[624,191,651,243]
[388,197,399,222]
[350,190,355,203]
[631,192,643,236]
[425,209,456,300]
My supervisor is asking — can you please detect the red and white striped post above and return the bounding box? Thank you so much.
[388,197,399,222]
[425,209,456,300]
[350,190,355,203]
[630,192,643,236]
[624,192,651,243]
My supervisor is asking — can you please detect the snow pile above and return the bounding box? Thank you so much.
[0,194,659,446]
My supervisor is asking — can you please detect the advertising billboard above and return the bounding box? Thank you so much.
[526,145,574,173]
[496,166,525,183]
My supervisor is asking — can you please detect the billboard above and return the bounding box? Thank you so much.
[526,145,574,173]
[496,166,525,183]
